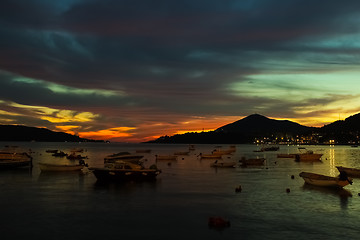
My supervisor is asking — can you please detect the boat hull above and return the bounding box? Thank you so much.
[299,172,352,188]
[0,152,32,169]
[210,161,236,168]
[0,159,32,169]
[155,155,177,161]
[295,153,323,162]
[336,166,360,177]
[240,158,265,167]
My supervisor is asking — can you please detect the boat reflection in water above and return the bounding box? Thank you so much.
[302,184,352,210]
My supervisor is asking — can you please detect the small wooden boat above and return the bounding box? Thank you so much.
[174,151,190,156]
[299,171,352,188]
[294,151,322,162]
[199,153,223,159]
[212,146,236,155]
[67,152,88,160]
[39,162,85,172]
[336,166,360,177]
[188,145,196,151]
[52,151,67,157]
[46,149,59,153]
[0,147,33,169]
[239,157,265,167]
[155,155,177,161]
[254,145,279,152]
[210,160,236,168]
[89,161,161,182]
[104,152,144,163]
[70,148,84,153]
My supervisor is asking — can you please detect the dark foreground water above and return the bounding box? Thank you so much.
[1,142,360,240]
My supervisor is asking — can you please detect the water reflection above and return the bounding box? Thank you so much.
[93,179,160,194]
[302,184,352,209]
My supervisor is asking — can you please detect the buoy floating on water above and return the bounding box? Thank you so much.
[286,188,291,193]
[235,185,242,193]
[208,216,230,229]
[291,175,295,179]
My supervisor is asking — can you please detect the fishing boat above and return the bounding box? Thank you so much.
[155,155,177,161]
[39,162,85,172]
[294,150,323,162]
[336,166,360,177]
[0,146,33,169]
[89,161,161,182]
[210,160,236,168]
[104,152,144,163]
[198,153,223,159]
[212,146,236,155]
[45,149,59,153]
[299,171,352,188]
[52,151,67,157]
[174,151,190,156]
[254,145,279,152]
[239,157,265,167]
[66,152,88,160]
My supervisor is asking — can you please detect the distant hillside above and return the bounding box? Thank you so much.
[147,114,316,144]
[318,113,360,144]
[0,125,98,142]
[321,113,360,132]
[216,114,314,135]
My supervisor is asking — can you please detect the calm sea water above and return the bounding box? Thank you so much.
[1,142,360,240]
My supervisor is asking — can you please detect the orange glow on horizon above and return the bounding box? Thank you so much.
[42,114,358,142]
[77,127,136,140]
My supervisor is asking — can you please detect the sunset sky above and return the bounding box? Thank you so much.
[1,0,360,142]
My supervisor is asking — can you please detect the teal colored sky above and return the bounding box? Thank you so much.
[1,0,360,142]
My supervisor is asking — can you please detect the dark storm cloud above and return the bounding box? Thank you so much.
[1,0,360,140]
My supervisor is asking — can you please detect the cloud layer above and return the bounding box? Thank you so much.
[1,0,360,142]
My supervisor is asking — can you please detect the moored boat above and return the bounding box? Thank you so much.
[198,153,223,159]
[336,166,360,177]
[188,145,196,151]
[210,160,236,168]
[89,161,161,182]
[67,152,88,160]
[254,145,279,152]
[299,171,352,188]
[294,151,323,162]
[52,151,67,157]
[0,146,33,169]
[104,152,144,163]
[212,146,236,155]
[239,157,265,167]
[155,155,177,161]
[174,151,190,156]
[46,149,59,153]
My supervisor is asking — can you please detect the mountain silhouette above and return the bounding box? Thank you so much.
[0,125,96,142]
[216,114,314,135]
[148,114,316,144]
